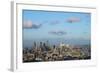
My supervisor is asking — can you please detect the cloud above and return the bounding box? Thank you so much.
[66,17,80,23]
[49,20,60,25]
[49,30,67,36]
[23,20,42,29]
[23,20,33,28]
[32,23,42,29]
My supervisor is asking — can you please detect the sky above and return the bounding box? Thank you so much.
[22,10,91,42]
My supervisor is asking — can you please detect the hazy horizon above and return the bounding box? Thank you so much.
[23,38,90,49]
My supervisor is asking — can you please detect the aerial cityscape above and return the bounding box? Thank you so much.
[22,10,91,62]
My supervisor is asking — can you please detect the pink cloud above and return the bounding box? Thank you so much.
[67,17,80,23]
[23,20,42,29]
[23,20,33,28]
[49,20,60,25]
[49,30,67,36]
